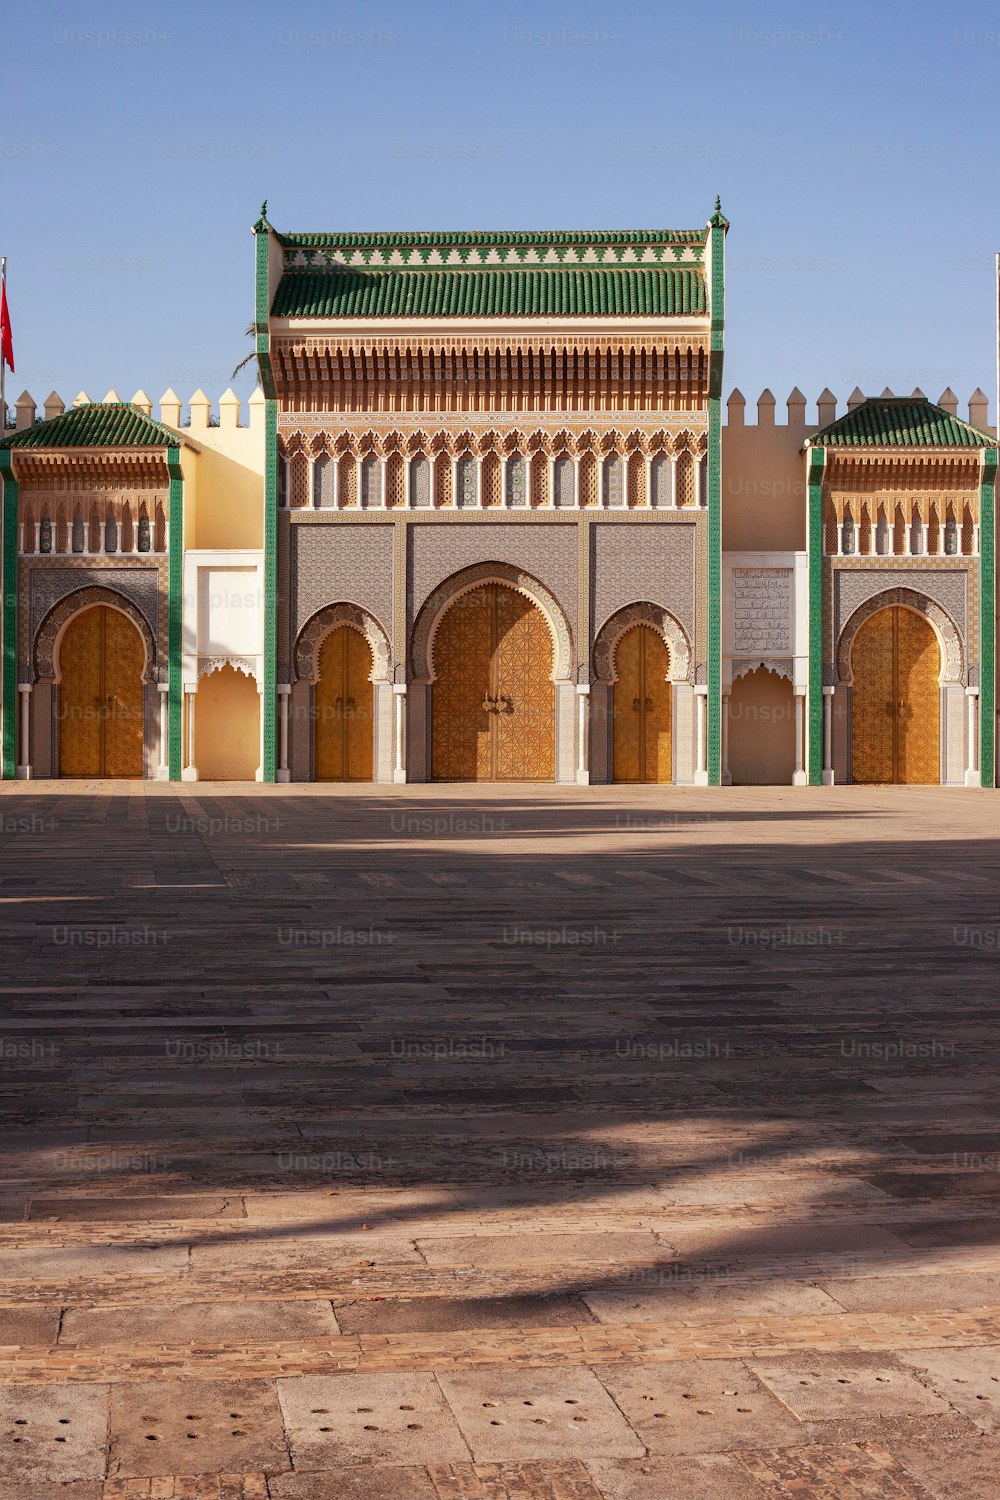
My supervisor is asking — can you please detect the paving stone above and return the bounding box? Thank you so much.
[0,1304,62,1345]
[820,1272,1000,1314]
[277,1372,469,1466]
[29,1198,243,1222]
[4,1484,103,1500]
[269,1467,437,1498]
[6,784,1000,1486]
[437,1367,645,1461]
[898,1346,1000,1432]
[62,1300,341,1346]
[749,1353,956,1422]
[880,1432,1000,1499]
[0,1245,189,1279]
[0,1380,109,1484]
[583,1279,842,1324]
[106,1379,289,1479]
[427,1460,605,1498]
[333,1295,595,1335]
[592,1357,806,1456]
[417,1232,663,1266]
[587,1453,769,1499]
[731,1439,937,1498]
[189,1235,422,1271]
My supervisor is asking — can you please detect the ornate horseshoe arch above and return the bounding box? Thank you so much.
[592,602,692,684]
[295,602,392,685]
[838,588,963,686]
[36,586,157,685]
[411,563,573,684]
[198,657,259,683]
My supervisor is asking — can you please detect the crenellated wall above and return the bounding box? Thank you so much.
[723,385,994,553]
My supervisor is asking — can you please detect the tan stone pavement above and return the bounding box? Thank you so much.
[1,781,999,1498]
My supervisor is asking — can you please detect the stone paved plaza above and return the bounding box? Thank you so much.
[1,782,1000,1498]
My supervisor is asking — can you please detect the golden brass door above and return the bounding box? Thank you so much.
[432,583,554,781]
[59,606,144,778]
[612,625,672,782]
[314,626,374,782]
[851,606,940,784]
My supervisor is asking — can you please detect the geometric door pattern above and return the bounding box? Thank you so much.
[851,605,940,784]
[58,605,145,778]
[431,582,555,781]
[314,625,374,782]
[612,624,672,782]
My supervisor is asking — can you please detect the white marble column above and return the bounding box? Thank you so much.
[277,684,291,783]
[16,685,31,779]
[694,685,708,785]
[792,687,807,785]
[181,686,199,781]
[966,687,980,786]
[822,686,835,786]
[721,691,731,785]
[393,684,408,783]
[156,683,170,780]
[576,685,590,785]
[256,685,266,782]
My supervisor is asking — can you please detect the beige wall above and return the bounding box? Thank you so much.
[172,390,265,551]
[728,668,796,784]
[723,394,807,552]
[194,666,260,780]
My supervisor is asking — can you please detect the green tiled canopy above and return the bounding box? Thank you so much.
[808,397,992,450]
[0,402,179,450]
[277,228,706,249]
[271,267,706,319]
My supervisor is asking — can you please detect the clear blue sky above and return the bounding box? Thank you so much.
[5,0,1000,425]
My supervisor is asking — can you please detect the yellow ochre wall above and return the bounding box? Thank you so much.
[174,389,266,551]
[723,392,807,552]
[194,665,260,780]
[728,668,796,785]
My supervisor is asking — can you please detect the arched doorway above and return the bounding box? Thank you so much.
[728,667,795,785]
[612,625,672,782]
[431,582,554,781]
[196,665,260,781]
[59,605,145,777]
[851,606,940,784]
[314,626,374,782]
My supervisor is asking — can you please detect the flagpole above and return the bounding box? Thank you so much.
[0,258,6,433]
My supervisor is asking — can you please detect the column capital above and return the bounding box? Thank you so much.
[392,682,408,696]
[277,683,292,696]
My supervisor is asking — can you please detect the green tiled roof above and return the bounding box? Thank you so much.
[0,402,180,450]
[272,267,706,319]
[278,229,706,249]
[808,397,992,450]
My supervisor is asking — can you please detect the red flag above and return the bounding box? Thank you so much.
[1,279,13,374]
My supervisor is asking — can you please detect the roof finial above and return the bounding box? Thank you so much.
[709,196,729,230]
[253,199,271,233]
